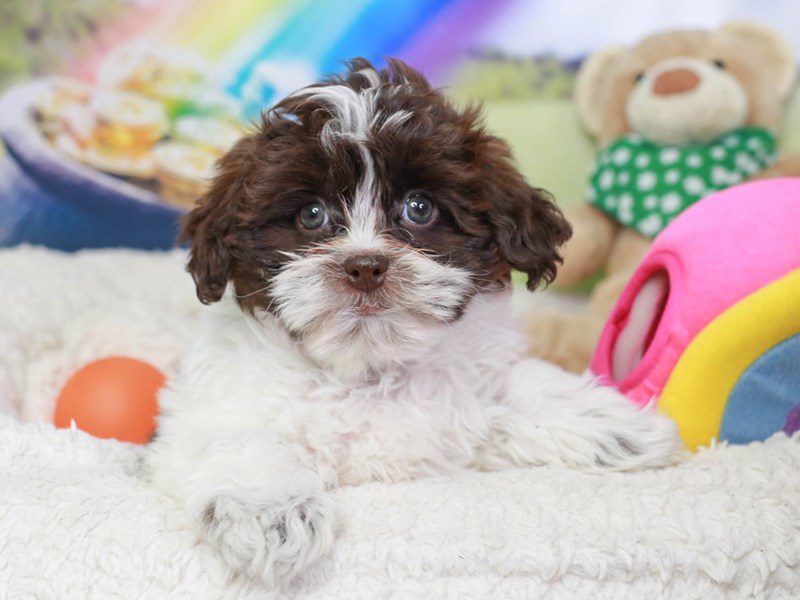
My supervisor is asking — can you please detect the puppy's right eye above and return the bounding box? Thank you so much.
[634,71,645,84]
[402,192,438,227]
[298,202,328,231]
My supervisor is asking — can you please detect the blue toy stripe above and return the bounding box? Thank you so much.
[721,333,800,444]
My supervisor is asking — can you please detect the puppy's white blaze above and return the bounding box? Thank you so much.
[292,79,387,249]
[346,152,382,249]
[292,74,415,252]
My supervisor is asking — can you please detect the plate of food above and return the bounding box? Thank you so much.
[0,46,245,251]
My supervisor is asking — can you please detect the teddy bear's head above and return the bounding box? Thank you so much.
[576,22,796,146]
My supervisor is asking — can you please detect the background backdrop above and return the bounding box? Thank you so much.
[1,0,799,241]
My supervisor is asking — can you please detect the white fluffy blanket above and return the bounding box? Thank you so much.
[1,247,799,599]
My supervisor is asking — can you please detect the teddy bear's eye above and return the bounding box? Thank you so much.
[634,71,645,84]
[712,59,725,69]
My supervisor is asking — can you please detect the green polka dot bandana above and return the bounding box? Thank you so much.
[586,127,777,238]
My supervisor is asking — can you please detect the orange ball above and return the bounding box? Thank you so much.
[54,356,165,444]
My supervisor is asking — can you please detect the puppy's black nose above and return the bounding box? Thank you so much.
[343,254,389,292]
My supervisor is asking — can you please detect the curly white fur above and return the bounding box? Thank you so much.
[148,289,680,588]
[2,247,799,598]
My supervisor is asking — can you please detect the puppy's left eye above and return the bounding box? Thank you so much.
[402,193,438,226]
[712,59,725,69]
[298,201,328,230]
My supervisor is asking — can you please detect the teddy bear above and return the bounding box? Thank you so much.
[528,21,800,373]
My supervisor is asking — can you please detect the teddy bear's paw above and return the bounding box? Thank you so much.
[526,312,599,373]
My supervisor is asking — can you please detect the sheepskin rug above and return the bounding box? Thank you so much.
[1,246,799,599]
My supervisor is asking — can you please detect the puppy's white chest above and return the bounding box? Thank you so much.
[291,367,496,484]
[174,294,525,485]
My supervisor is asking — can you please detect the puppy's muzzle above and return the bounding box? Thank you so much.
[343,254,389,292]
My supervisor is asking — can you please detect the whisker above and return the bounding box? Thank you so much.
[235,286,271,299]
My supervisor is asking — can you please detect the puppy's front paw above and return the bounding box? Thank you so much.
[200,489,334,587]
[586,390,683,471]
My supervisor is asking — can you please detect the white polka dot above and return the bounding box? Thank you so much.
[683,175,705,195]
[664,169,680,184]
[613,147,632,165]
[747,137,763,150]
[619,206,634,224]
[661,193,682,213]
[636,171,656,191]
[711,166,742,186]
[599,169,614,190]
[660,148,680,165]
[635,154,651,168]
[617,171,631,185]
[586,186,597,202]
[724,134,740,148]
[735,152,759,174]
[639,214,663,236]
[644,195,658,210]
[605,194,618,209]
[711,166,729,185]
[618,193,633,211]
[711,146,726,160]
[686,154,702,168]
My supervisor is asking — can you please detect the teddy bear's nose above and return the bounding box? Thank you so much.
[652,68,701,96]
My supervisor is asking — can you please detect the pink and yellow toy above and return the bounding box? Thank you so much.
[591,178,800,450]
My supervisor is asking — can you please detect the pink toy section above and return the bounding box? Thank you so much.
[591,177,800,406]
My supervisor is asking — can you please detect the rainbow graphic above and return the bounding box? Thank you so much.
[71,0,512,116]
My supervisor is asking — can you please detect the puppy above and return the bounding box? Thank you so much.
[148,58,679,587]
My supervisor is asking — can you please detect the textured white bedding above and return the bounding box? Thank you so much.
[1,246,798,599]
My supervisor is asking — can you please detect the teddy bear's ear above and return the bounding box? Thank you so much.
[574,45,627,138]
[720,21,796,102]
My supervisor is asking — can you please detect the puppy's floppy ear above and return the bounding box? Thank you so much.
[480,135,572,291]
[181,135,255,304]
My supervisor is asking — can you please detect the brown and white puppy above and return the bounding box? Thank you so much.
[183,58,570,378]
[149,58,679,588]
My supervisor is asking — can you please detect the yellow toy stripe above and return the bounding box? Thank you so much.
[659,269,800,450]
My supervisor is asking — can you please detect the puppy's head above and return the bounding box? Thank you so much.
[183,58,570,378]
